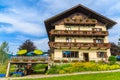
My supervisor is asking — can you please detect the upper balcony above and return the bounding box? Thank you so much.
[64,18,97,25]
[49,42,111,50]
[50,29,108,37]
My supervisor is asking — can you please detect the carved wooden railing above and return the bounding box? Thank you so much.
[49,42,111,49]
[50,30,108,36]
[64,18,97,25]
[10,56,49,63]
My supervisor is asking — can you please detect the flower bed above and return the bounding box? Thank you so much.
[47,62,120,74]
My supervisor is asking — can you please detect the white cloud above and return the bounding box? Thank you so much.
[0,12,46,36]
[1,0,120,53]
[108,17,120,44]
[8,37,49,54]
[33,38,49,52]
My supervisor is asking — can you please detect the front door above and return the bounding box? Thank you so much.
[83,53,89,61]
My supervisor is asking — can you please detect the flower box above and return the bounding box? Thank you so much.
[12,59,19,62]
[72,60,79,62]
[62,60,68,63]
[40,58,45,61]
[91,19,97,23]
[86,19,90,22]
[64,18,71,22]
[54,60,61,63]
[31,59,37,62]
[11,58,19,62]
[23,59,28,62]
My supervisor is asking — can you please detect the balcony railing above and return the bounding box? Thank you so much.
[64,18,97,25]
[10,56,49,63]
[49,42,111,50]
[50,30,108,36]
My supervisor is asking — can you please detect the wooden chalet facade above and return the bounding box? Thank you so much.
[44,4,116,62]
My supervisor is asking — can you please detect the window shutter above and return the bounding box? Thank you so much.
[97,52,99,58]
[94,39,96,43]
[104,52,107,58]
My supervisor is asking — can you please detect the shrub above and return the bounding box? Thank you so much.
[108,56,116,65]
[58,70,66,74]
[32,64,47,70]
[89,60,95,63]
[97,64,109,71]
[46,65,58,74]
[109,65,120,70]
[63,67,74,73]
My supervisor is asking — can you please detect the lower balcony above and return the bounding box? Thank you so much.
[9,56,49,63]
[49,42,111,50]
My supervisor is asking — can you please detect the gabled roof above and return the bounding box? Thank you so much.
[44,4,117,39]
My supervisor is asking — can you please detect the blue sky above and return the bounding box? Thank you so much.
[0,0,120,54]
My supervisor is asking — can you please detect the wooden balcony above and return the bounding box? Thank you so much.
[9,56,49,64]
[50,30,108,37]
[49,42,111,50]
[64,18,97,25]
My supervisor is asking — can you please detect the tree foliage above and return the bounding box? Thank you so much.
[18,40,36,54]
[0,41,9,64]
[110,42,120,56]
[108,56,116,65]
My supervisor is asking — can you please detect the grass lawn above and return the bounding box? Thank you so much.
[21,72,120,80]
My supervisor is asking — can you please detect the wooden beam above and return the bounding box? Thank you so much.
[6,62,11,77]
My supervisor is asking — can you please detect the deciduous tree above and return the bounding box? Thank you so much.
[19,40,36,54]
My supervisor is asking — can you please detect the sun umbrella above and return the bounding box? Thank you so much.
[26,51,34,56]
[34,50,43,55]
[17,50,27,55]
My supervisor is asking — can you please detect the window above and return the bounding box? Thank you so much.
[66,37,71,42]
[97,52,107,58]
[93,28,101,31]
[94,39,103,43]
[66,26,71,30]
[118,42,120,46]
[63,51,79,58]
[96,28,101,31]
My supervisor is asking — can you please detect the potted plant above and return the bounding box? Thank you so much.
[91,19,97,23]
[64,18,71,22]
[40,58,45,62]
[72,60,79,62]
[80,19,83,22]
[23,59,28,62]
[31,59,37,62]
[73,18,77,22]
[62,60,68,63]
[54,60,61,63]
[12,58,19,62]
[86,19,90,22]
[65,30,68,33]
